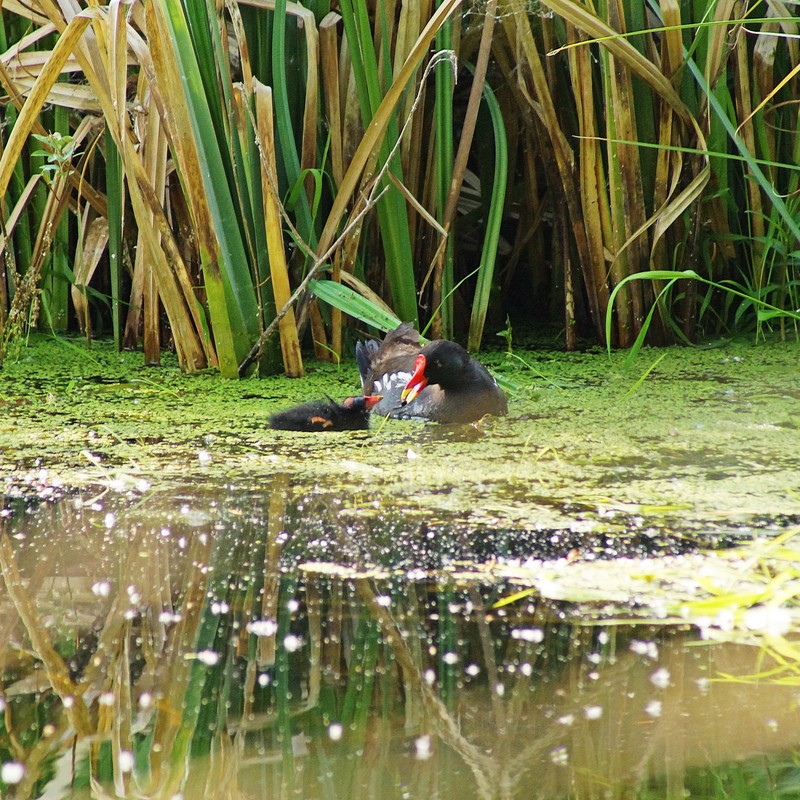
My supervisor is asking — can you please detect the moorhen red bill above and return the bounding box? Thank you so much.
[356,323,507,423]
[269,395,382,431]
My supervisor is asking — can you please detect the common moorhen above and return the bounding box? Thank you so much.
[356,323,507,423]
[269,395,382,431]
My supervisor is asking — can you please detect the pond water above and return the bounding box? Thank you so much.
[1,335,800,798]
[1,483,800,799]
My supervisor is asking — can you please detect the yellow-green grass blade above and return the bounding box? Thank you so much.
[104,127,123,350]
[310,278,402,332]
[686,50,800,246]
[467,73,507,353]
[606,269,800,358]
[271,0,316,244]
[255,81,305,377]
[565,22,611,330]
[153,1,261,376]
[320,13,346,187]
[541,0,692,123]
[230,86,283,375]
[337,0,420,326]
[0,13,91,202]
[40,104,70,333]
[201,3,283,371]
[190,0,263,281]
[434,12,455,339]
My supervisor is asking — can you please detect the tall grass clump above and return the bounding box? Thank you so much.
[0,0,798,372]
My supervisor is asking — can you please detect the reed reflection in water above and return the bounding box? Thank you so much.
[0,478,798,799]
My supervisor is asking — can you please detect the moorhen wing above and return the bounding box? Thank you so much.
[270,395,382,431]
[356,323,507,423]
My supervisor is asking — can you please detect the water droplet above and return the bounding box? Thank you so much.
[1,761,25,784]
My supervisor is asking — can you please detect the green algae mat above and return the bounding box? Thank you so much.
[3,335,800,800]
[1,334,798,534]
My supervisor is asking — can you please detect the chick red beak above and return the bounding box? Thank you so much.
[400,354,428,406]
[342,395,382,410]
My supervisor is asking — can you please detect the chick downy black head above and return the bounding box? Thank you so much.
[269,395,381,431]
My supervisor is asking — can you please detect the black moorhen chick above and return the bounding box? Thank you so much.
[269,395,382,431]
[356,323,507,423]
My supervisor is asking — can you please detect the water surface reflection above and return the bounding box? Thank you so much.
[0,482,798,799]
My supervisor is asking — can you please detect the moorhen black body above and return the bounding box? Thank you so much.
[356,323,507,423]
[269,395,382,431]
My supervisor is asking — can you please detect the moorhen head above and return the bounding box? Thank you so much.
[356,323,507,423]
[269,395,382,431]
